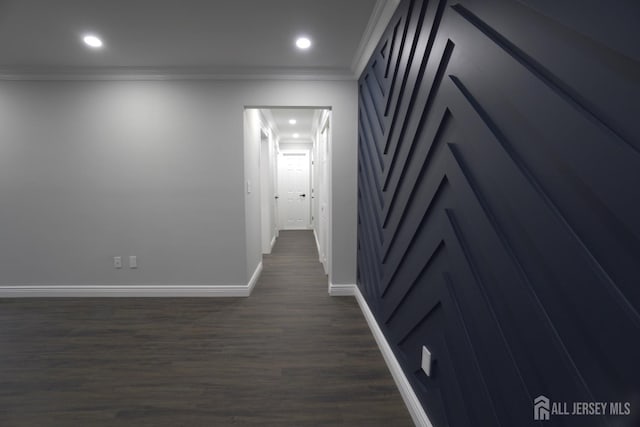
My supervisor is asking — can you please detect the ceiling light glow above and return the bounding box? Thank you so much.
[83,35,103,48]
[295,37,311,49]
[293,133,300,138]
[289,119,297,125]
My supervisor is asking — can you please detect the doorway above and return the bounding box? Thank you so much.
[245,107,332,282]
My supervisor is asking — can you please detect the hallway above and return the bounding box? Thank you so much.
[0,231,412,426]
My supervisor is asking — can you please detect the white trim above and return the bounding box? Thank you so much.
[351,0,402,78]
[354,286,433,427]
[0,284,251,297]
[328,282,357,297]
[0,67,356,82]
[0,262,263,298]
[314,224,328,274]
[325,110,333,283]
[270,235,277,251]
[313,229,322,263]
[247,261,263,295]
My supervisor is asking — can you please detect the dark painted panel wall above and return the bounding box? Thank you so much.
[357,1,640,426]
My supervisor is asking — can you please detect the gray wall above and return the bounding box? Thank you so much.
[0,79,357,290]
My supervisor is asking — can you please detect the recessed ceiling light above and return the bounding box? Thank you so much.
[289,119,297,125]
[83,34,103,48]
[295,37,311,49]
[293,133,300,138]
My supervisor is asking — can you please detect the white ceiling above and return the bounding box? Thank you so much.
[265,108,322,142]
[0,0,385,78]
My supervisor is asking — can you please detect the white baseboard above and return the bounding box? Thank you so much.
[354,286,433,427]
[0,285,250,297]
[247,261,263,294]
[313,229,322,262]
[328,282,357,296]
[312,229,328,274]
[0,262,263,298]
[270,235,277,251]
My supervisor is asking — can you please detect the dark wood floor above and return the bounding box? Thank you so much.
[0,230,413,426]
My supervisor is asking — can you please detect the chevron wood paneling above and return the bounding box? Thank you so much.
[357,1,640,426]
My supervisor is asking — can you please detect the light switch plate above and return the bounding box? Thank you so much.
[421,346,432,377]
[129,256,137,269]
[113,256,122,269]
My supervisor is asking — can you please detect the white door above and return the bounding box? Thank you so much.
[278,152,311,229]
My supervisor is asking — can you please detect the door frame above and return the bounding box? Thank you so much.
[314,110,331,274]
[247,105,333,286]
[258,123,277,254]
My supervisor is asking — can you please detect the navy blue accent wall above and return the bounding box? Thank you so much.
[357,1,640,426]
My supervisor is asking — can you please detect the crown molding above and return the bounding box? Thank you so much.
[351,0,402,79]
[0,66,356,81]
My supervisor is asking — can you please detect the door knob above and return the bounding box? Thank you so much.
[300,193,306,197]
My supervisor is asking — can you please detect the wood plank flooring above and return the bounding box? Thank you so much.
[0,230,413,426]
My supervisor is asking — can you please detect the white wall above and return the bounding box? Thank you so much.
[0,79,358,292]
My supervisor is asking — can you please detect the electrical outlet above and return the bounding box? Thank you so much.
[113,256,122,269]
[129,256,137,269]
[421,346,432,377]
